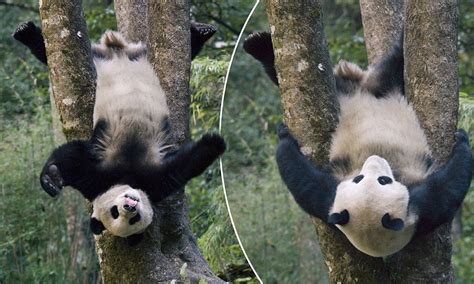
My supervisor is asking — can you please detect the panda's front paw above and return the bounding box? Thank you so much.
[277,123,290,139]
[40,164,64,197]
[199,133,226,156]
[455,129,470,145]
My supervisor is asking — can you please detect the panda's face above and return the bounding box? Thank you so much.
[92,185,154,237]
[330,155,417,257]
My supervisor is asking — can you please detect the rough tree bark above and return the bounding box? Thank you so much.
[360,0,404,64]
[387,1,459,282]
[40,0,222,282]
[114,0,148,43]
[39,0,96,140]
[264,0,389,282]
[39,1,99,278]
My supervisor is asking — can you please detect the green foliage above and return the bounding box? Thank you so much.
[453,97,474,283]
[0,108,98,283]
[187,55,255,281]
[459,0,474,95]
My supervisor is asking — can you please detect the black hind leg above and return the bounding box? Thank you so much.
[191,22,216,59]
[40,140,109,201]
[13,21,47,65]
[243,32,278,85]
[363,33,404,97]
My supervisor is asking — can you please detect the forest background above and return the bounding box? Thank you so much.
[0,0,473,283]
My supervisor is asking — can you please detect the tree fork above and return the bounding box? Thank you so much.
[264,0,389,282]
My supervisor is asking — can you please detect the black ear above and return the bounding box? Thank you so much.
[328,210,350,225]
[90,217,105,235]
[126,233,144,246]
[13,21,47,65]
[243,32,278,85]
[381,213,404,231]
[190,22,216,60]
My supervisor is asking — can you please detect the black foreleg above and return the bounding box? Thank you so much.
[40,140,108,201]
[141,133,226,202]
[410,129,473,236]
[276,124,338,222]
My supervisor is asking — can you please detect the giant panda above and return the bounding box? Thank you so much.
[243,32,473,257]
[14,22,225,245]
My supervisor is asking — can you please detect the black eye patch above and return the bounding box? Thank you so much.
[110,205,119,219]
[129,213,141,225]
[378,176,393,185]
[353,175,364,183]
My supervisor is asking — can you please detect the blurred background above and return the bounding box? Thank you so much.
[221,1,474,283]
[0,0,258,282]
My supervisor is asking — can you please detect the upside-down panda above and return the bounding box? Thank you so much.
[244,32,472,257]
[14,22,225,245]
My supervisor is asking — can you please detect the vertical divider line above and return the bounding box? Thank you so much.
[218,1,263,282]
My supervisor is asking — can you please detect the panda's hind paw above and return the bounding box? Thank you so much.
[40,164,64,197]
[13,21,37,43]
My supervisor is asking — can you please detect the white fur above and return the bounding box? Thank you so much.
[92,185,153,237]
[93,37,171,168]
[327,89,432,256]
[331,156,418,257]
[330,90,431,184]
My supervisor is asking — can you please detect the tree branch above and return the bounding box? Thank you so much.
[39,0,96,141]
[360,0,404,64]
[387,1,459,281]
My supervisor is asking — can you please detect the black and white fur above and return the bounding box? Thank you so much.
[14,22,225,245]
[244,32,472,257]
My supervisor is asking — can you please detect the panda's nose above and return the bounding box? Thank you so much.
[123,204,136,212]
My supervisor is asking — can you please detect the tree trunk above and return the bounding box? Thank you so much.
[264,0,389,282]
[360,0,405,64]
[386,1,459,282]
[114,0,148,43]
[39,0,96,140]
[39,1,98,277]
[41,0,222,282]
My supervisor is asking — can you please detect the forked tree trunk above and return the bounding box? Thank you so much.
[360,0,404,64]
[114,0,148,43]
[264,0,389,282]
[40,0,222,282]
[267,0,461,282]
[386,1,459,282]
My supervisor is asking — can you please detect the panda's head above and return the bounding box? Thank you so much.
[90,185,154,238]
[329,155,418,257]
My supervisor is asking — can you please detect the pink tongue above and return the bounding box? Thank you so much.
[125,197,138,207]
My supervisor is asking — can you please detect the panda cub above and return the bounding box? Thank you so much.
[244,32,472,257]
[14,22,225,245]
